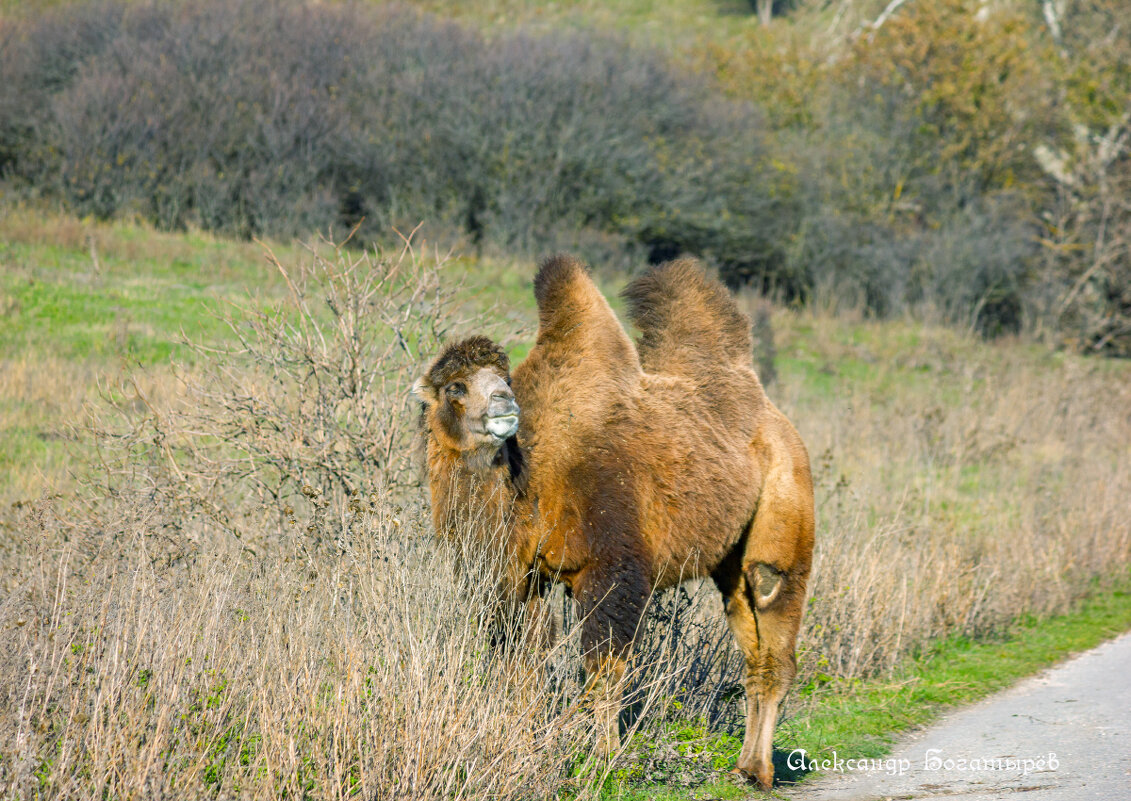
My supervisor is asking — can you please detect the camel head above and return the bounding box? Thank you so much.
[413,336,519,468]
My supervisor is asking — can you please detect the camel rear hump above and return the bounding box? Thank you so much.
[622,258,753,376]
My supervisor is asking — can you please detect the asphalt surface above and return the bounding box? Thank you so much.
[784,630,1131,800]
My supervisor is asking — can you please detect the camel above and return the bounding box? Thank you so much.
[412,255,814,789]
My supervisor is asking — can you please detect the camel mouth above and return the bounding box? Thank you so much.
[485,414,519,440]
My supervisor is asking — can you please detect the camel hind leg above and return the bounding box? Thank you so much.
[714,568,801,790]
[741,574,806,789]
[715,486,812,788]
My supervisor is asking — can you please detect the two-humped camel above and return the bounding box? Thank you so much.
[413,255,814,789]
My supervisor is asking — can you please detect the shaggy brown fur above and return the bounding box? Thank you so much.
[414,256,815,789]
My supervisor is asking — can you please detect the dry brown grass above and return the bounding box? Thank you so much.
[0,355,93,501]
[775,310,1131,687]
[0,354,183,506]
[0,502,629,799]
[1,240,1129,798]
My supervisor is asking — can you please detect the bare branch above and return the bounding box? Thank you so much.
[867,0,913,35]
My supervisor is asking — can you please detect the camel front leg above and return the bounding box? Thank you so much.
[584,651,627,757]
[574,557,648,759]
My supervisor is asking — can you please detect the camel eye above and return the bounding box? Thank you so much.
[446,382,466,398]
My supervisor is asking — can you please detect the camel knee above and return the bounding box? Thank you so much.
[744,650,795,695]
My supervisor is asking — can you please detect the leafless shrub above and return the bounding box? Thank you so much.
[83,234,520,559]
[1034,142,1131,356]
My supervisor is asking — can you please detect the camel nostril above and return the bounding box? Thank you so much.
[486,393,519,423]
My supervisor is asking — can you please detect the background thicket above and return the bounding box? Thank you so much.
[1,0,1128,351]
[0,1,791,279]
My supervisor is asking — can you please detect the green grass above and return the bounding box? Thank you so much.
[602,578,1131,799]
[782,577,1131,761]
[407,0,765,45]
[0,212,297,500]
[0,230,289,365]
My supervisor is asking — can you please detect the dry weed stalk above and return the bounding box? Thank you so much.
[0,500,608,799]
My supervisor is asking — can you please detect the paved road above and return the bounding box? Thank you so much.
[784,631,1131,801]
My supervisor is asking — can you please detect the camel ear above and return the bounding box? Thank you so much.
[411,376,436,404]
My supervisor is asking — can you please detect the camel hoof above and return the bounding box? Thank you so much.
[732,765,773,791]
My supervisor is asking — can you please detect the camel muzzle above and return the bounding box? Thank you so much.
[485,394,520,439]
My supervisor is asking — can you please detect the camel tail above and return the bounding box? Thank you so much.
[622,258,752,373]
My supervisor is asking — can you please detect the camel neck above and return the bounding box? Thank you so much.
[425,437,527,543]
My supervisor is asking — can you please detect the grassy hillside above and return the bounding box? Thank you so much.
[5,0,1128,355]
[1,213,1129,798]
[408,0,765,41]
